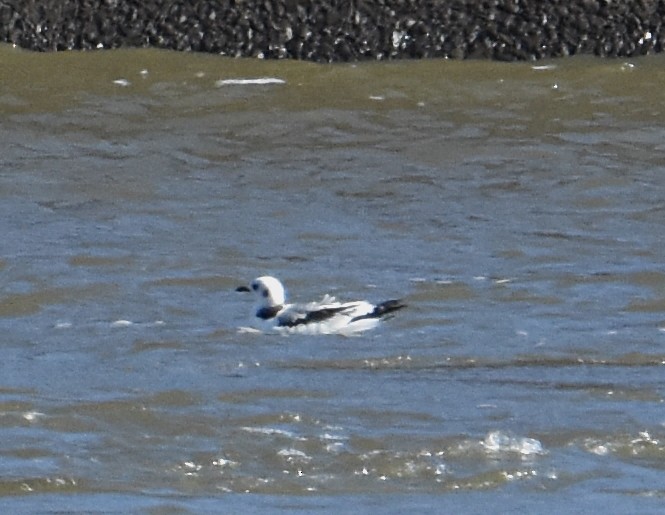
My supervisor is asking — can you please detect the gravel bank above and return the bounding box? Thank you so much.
[1,0,663,61]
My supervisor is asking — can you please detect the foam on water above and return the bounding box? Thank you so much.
[482,431,545,456]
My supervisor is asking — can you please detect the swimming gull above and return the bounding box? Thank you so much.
[236,275,405,335]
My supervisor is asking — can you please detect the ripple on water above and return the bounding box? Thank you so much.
[166,422,551,495]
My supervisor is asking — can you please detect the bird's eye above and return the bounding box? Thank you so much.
[251,283,259,291]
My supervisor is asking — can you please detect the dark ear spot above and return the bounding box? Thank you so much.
[262,289,269,298]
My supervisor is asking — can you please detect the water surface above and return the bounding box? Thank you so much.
[2,44,665,512]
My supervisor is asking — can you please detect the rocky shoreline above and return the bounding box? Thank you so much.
[1,0,663,62]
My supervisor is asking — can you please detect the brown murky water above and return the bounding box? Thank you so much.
[2,44,665,512]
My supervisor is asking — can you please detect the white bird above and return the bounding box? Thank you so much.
[236,276,405,335]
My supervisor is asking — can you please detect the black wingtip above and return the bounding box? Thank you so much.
[235,285,251,292]
[374,299,406,317]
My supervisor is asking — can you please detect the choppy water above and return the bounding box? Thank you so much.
[2,44,665,512]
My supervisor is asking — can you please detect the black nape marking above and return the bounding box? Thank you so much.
[350,299,405,323]
[256,306,283,320]
[279,306,348,328]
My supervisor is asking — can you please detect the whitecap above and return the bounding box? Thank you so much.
[110,320,133,327]
[215,78,285,86]
[277,448,311,462]
[483,431,545,456]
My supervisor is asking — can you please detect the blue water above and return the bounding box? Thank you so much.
[2,46,665,512]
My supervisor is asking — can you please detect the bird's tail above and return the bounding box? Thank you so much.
[351,299,406,322]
